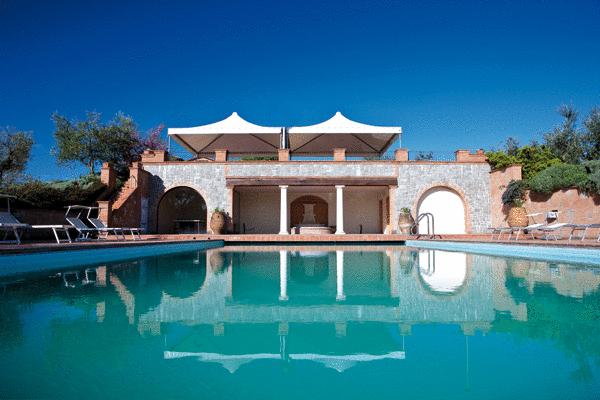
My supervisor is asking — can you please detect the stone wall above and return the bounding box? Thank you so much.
[142,161,492,234]
[143,163,230,232]
[226,163,396,177]
[396,163,492,233]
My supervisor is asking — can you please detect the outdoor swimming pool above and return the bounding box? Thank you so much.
[1,243,599,399]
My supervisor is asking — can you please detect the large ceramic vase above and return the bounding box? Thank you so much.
[210,212,226,234]
[507,206,528,227]
[398,213,415,234]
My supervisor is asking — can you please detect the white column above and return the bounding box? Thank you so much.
[335,185,345,234]
[279,250,288,301]
[336,250,345,301]
[226,263,233,300]
[279,185,289,235]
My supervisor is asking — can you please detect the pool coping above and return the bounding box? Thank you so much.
[0,240,225,278]
[406,240,600,265]
[0,238,225,255]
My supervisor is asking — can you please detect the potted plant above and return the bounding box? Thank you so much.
[398,207,415,234]
[502,180,529,227]
[210,207,227,234]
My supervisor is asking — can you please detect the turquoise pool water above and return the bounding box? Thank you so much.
[1,244,599,399]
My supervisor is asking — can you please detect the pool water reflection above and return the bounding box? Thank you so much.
[1,245,599,399]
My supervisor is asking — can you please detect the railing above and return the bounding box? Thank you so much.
[408,151,456,162]
[165,142,484,163]
[413,213,440,239]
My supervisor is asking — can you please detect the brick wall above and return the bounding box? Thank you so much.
[489,164,600,231]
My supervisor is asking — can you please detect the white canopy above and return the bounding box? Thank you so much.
[169,111,401,157]
[168,112,282,156]
[287,112,401,156]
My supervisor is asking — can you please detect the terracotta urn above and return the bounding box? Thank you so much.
[210,211,226,234]
[398,212,415,234]
[507,206,528,227]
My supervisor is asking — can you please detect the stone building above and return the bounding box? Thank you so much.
[100,112,491,235]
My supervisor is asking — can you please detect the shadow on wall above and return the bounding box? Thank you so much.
[156,186,207,234]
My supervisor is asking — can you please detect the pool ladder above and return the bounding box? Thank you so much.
[413,213,441,239]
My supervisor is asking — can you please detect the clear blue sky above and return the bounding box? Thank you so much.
[1,0,599,179]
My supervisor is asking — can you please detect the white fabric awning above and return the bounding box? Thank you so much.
[287,112,401,156]
[168,112,282,156]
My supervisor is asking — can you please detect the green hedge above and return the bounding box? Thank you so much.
[528,164,588,194]
[5,175,107,209]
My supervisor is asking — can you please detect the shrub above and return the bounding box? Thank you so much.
[5,176,106,209]
[528,164,588,194]
[515,145,562,180]
[486,150,518,171]
[502,180,528,205]
[583,160,600,193]
[487,145,562,180]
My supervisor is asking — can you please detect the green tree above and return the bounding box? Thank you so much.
[515,145,562,180]
[0,128,34,187]
[486,144,562,180]
[544,105,586,164]
[52,111,106,175]
[583,107,600,160]
[52,111,140,176]
[504,137,520,156]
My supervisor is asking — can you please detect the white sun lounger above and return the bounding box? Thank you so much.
[0,194,31,245]
[488,226,512,240]
[0,212,31,245]
[88,217,128,240]
[64,205,100,241]
[86,207,142,240]
[31,225,73,244]
[88,218,142,240]
[567,223,600,242]
[536,222,574,240]
[508,213,545,240]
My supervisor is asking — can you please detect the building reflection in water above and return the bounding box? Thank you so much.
[2,245,599,378]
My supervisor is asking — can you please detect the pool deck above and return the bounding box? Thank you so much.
[1,233,600,254]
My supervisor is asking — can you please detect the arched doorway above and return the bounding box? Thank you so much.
[290,195,328,226]
[157,187,207,233]
[418,250,468,295]
[417,187,466,234]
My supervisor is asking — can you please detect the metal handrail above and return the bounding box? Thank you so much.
[413,213,440,239]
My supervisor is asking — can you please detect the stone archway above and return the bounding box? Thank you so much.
[291,195,328,226]
[417,186,466,234]
[157,186,207,234]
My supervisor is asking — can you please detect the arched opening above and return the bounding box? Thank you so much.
[417,187,466,234]
[157,252,207,299]
[418,250,468,295]
[157,187,207,234]
[290,195,328,226]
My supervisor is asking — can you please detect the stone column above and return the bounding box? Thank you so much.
[336,250,345,301]
[335,185,345,234]
[279,185,289,235]
[279,250,289,301]
[389,185,398,234]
